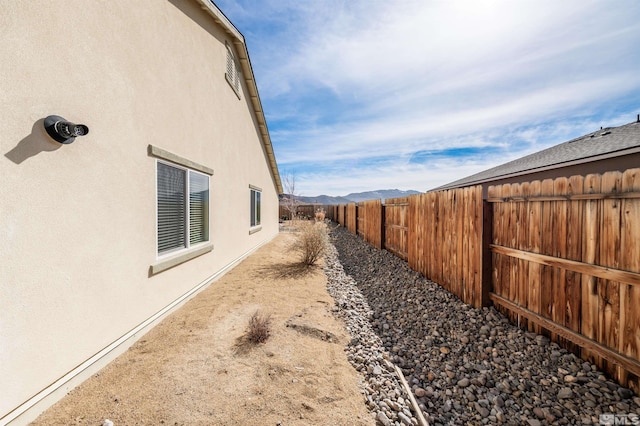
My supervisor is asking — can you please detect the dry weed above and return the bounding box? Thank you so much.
[246,311,272,344]
[292,221,328,266]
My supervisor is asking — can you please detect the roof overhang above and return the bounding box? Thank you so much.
[194,0,283,194]
[433,145,640,191]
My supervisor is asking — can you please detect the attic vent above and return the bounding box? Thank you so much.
[225,42,241,98]
[601,131,611,136]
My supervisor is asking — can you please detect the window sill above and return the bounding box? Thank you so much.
[150,243,214,275]
[249,226,262,235]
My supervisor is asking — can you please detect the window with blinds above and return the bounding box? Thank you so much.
[157,161,209,255]
[250,188,261,227]
[189,171,209,245]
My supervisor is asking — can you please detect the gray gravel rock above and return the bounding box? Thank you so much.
[327,225,640,425]
[324,233,420,425]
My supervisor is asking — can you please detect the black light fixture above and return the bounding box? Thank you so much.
[44,115,89,144]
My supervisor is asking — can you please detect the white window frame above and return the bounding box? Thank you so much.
[225,41,241,99]
[148,145,214,274]
[249,185,262,234]
[156,160,210,257]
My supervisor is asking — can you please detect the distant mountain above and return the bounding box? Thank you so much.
[281,189,421,205]
[296,194,352,204]
[280,194,351,205]
[343,189,421,203]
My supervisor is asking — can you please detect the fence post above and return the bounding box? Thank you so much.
[481,200,493,307]
[381,203,386,251]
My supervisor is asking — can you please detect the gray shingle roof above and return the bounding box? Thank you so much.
[434,120,640,190]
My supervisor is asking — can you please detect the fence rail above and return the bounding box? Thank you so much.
[488,169,640,387]
[322,167,640,392]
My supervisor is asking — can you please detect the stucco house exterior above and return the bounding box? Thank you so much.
[0,1,282,424]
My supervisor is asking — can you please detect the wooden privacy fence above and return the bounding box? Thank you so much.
[346,203,357,234]
[326,167,640,391]
[279,204,324,220]
[384,197,409,260]
[278,204,337,221]
[337,204,346,226]
[331,188,484,308]
[326,205,337,221]
[487,169,640,391]
[408,186,485,308]
[356,199,382,249]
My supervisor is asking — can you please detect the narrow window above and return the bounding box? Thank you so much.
[157,161,209,255]
[250,187,261,228]
[189,171,209,245]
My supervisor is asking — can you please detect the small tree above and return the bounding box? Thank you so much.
[282,171,301,221]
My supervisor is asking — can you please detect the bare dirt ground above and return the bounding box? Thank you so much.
[32,226,374,426]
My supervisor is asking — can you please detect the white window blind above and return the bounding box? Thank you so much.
[250,188,261,227]
[157,163,186,254]
[157,162,209,255]
[189,171,209,245]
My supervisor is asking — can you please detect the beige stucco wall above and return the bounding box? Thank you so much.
[0,1,280,424]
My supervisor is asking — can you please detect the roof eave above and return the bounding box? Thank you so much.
[433,146,640,192]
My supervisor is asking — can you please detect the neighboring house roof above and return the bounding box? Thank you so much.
[196,0,283,194]
[434,119,640,191]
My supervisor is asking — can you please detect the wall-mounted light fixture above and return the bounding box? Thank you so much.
[44,115,89,144]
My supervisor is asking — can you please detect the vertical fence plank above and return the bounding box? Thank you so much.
[488,185,504,315]
[384,197,409,261]
[428,192,436,280]
[347,203,357,234]
[566,175,584,353]
[503,184,515,321]
[599,172,622,377]
[407,195,418,270]
[482,198,493,307]
[553,177,569,346]
[582,173,602,365]
[528,180,542,333]
[518,182,531,329]
[510,183,523,324]
[471,186,482,307]
[462,188,470,304]
[540,179,555,337]
[620,169,640,392]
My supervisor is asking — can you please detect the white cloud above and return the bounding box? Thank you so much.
[215,0,640,195]
[274,71,637,166]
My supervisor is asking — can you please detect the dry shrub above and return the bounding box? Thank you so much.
[293,221,328,266]
[247,311,272,344]
[314,210,325,222]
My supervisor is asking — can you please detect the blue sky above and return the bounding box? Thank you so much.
[215,0,640,197]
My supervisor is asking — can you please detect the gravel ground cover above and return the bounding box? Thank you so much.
[327,224,640,426]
